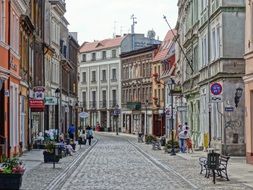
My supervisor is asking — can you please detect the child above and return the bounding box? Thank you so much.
[186,137,193,153]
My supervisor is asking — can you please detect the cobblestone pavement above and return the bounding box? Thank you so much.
[21,142,96,190]
[122,134,253,190]
[60,134,196,190]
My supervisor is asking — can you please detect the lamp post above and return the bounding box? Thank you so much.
[55,88,60,141]
[113,104,120,135]
[234,87,243,108]
[168,78,176,156]
[145,100,148,136]
[75,102,79,140]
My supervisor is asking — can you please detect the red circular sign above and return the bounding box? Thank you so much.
[210,83,222,95]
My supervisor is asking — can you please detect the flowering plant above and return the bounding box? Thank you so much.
[0,157,25,174]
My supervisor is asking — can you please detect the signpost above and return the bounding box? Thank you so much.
[210,83,223,103]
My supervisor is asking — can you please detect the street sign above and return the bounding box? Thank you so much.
[44,97,57,105]
[211,95,223,103]
[225,106,234,112]
[177,106,187,112]
[210,83,222,95]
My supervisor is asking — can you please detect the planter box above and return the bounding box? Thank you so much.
[43,151,60,163]
[0,173,23,190]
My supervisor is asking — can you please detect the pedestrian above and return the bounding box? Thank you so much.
[183,122,189,131]
[68,124,75,140]
[86,126,93,146]
[178,130,188,153]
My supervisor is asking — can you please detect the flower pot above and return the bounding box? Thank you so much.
[43,151,60,163]
[0,173,23,190]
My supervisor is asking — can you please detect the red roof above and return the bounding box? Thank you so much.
[80,36,126,53]
[153,29,176,62]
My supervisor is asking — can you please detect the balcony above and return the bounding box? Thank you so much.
[109,100,117,108]
[99,101,107,109]
[111,78,117,82]
[80,101,87,109]
[91,80,97,84]
[89,101,97,109]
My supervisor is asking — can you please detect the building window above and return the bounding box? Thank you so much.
[0,0,5,42]
[82,72,86,83]
[82,91,86,107]
[92,91,96,108]
[92,52,96,61]
[102,90,106,107]
[112,68,116,80]
[102,70,106,81]
[112,90,116,106]
[201,35,208,67]
[82,54,86,62]
[102,51,106,60]
[193,45,198,72]
[91,71,96,82]
[112,49,116,58]
[211,29,216,61]
[216,25,220,58]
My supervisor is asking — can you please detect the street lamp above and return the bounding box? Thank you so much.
[113,104,120,135]
[75,102,79,140]
[145,100,148,136]
[168,78,176,156]
[234,87,243,108]
[55,88,60,141]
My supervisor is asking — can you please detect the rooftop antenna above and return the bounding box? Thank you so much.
[131,14,137,34]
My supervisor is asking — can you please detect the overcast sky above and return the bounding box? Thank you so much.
[65,0,178,44]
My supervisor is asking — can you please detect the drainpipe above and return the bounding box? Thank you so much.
[7,0,11,157]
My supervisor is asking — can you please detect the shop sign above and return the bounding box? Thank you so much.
[33,86,45,100]
[29,99,45,112]
[44,97,57,105]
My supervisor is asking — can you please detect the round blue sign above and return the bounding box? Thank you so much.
[210,83,222,95]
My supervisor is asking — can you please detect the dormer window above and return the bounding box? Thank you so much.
[92,53,96,61]
[112,49,116,58]
[102,51,106,60]
[82,54,86,62]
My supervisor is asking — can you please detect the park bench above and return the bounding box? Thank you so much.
[152,141,161,150]
[199,155,230,181]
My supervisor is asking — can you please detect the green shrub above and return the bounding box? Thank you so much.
[165,140,179,149]
[145,135,157,144]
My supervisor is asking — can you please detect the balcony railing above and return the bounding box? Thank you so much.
[89,101,97,109]
[111,78,117,82]
[99,101,107,108]
[109,100,117,108]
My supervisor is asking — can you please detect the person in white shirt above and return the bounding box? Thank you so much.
[178,130,188,153]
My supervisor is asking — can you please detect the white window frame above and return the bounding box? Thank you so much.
[0,0,6,43]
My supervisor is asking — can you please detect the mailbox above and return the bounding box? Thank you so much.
[207,152,220,170]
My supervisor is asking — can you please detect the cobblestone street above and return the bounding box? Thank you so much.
[20,133,253,190]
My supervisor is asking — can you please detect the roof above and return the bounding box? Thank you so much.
[153,29,176,62]
[79,36,126,53]
[120,44,159,58]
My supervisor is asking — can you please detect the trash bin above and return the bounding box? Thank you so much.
[160,137,166,146]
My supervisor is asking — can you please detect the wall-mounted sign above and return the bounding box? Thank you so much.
[225,106,234,112]
[4,90,9,97]
[33,86,45,100]
[44,97,57,105]
[29,99,45,112]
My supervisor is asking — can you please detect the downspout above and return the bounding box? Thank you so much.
[7,0,11,157]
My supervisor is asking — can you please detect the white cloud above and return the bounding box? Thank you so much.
[65,0,178,43]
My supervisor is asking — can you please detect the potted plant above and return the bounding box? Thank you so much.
[164,140,180,153]
[145,135,157,144]
[0,157,25,190]
[43,141,61,163]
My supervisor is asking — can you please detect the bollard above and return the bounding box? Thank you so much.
[53,145,59,169]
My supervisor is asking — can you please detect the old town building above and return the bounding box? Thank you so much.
[121,45,159,135]
[152,30,176,137]
[244,0,253,164]
[79,34,160,131]
[177,0,245,155]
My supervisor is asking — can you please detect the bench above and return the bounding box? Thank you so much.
[199,155,230,181]
[152,141,161,150]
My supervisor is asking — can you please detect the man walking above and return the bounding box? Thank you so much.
[68,124,75,140]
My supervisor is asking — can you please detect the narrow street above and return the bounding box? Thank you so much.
[59,134,194,190]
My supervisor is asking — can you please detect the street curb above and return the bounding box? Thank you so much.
[45,139,98,190]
